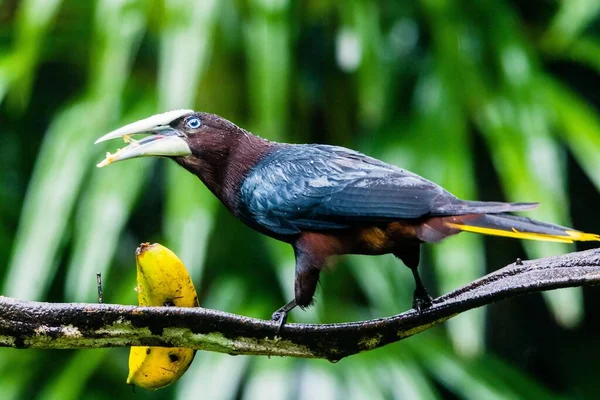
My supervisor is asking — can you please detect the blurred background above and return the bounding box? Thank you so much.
[1,0,600,398]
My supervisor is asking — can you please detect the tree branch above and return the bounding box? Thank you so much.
[1,248,599,361]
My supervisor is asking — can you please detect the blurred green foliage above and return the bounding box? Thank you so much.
[1,0,599,398]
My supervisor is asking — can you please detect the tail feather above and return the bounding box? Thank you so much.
[445,214,600,243]
[434,200,539,216]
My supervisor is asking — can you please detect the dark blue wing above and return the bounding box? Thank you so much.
[238,145,452,235]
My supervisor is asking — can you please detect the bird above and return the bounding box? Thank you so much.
[95,109,600,328]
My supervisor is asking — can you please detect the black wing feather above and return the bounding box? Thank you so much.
[238,145,448,235]
[238,145,534,236]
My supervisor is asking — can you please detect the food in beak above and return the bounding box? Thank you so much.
[95,109,195,168]
[96,132,191,168]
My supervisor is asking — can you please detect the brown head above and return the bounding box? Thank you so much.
[95,110,276,209]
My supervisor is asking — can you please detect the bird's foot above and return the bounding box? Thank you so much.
[412,289,433,314]
[271,310,288,334]
[271,299,297,335]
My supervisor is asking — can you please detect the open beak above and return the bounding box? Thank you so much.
[94,109,193,167]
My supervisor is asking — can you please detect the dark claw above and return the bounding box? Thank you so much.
[516,257,523,266]
[412,289,433,314]
[271,299,297,334]
[271,310,288,334]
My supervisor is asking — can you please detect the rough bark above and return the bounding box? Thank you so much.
[1,249,599,361]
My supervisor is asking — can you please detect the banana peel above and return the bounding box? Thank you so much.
[134,243,198,309]
[127,243,199,390]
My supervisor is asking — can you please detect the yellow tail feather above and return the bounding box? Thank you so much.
[445,223,600,243]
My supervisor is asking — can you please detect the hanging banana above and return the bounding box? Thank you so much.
[127,242,199,390]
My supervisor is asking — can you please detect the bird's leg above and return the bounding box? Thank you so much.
[409,265,432,312]
[271,236,326,333]
[271,259,321,333]
[393,245,432,313]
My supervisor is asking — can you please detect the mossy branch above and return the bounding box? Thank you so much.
[1,249,599,361]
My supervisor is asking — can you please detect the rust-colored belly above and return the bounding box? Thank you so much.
[352,222,418,255]
[295,222,420,258]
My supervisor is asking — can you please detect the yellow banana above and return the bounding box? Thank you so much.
[127,243,199,390]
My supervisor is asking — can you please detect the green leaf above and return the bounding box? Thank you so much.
[541,0,600,52]
[244,0,291,139]
[37,350,109,400]
[550,37,600,74]
[242,357,297,400]
[541,76,600,193]
[413,336,561,399]
[6,0,64,110]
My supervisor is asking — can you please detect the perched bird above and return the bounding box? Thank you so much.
[96,110,599,327]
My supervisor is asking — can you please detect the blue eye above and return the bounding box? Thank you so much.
[185,117,201,129]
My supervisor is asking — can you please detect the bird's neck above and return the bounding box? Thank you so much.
[175,132,278,213]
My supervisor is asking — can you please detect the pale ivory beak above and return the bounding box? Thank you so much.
[94,109,194,167]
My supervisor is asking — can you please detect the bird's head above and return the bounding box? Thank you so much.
[95,110,273,203]
[95,110,247,168]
